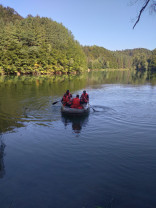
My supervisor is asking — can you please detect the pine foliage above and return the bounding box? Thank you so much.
[0,5,87,75]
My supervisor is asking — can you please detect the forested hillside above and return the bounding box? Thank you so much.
[0,5,87,75]
[83,45,134,69]
[83,46,119,69]
[116,48,152,71]
[0,5,155,75]
[115,48,156,71]
[148,49,156,72]
[83,46,156,72]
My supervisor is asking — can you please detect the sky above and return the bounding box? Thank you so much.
[1,0,156,51]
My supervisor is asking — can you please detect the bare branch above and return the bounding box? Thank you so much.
[133,0,151,29]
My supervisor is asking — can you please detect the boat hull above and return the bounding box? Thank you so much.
[61,104,90,115]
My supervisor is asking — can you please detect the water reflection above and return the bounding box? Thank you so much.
[0,70,156,134]
[0,136,5,178]
[88,70,156,86]
[61,114,89,134]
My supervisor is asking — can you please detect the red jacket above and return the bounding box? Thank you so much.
[62,93,72,106]
[62,95,67,106]
[81,93,89,103]
[66,95,72,105]
[71,98,83,109]
[66,92,72,98]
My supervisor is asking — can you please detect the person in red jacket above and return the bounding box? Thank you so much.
[66,90,72,98]
[61,90,72,106]
[71,95,83,109]
[61,93,73,107]
[80,90,89,104]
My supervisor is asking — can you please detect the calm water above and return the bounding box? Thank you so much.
[0,70,156,208]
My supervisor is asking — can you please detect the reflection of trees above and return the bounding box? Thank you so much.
[61,114,89,134]
[0,71,156,134]
[88,70,156,85]
[0,136,5,178]
[0,117,24,134]
[147,71,156,85]
[0,74,88,134]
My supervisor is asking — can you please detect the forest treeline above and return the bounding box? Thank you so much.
[83,46,156,72]
[0,5,156,75]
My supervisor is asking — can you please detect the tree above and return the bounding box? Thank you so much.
[0,5,87,75]
[148,49,156,71]
[133,0,156,29]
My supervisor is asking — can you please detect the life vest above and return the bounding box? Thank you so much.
[66,95,72,105]
[66,92,72,98]
[62,95,67,106]
[81,93,89,103]
[71,98,83,109]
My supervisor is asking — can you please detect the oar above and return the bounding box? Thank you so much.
[83,96,96,112]
[52,100,61,105]
[88,103,96,112]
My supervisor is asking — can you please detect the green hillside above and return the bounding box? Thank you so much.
[0,5,87,75]
[0,4,155,75]
[83,45,118,69]
[83,46,156,72]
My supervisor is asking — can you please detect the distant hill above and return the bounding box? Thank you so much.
[83,45,118,69]
[114,48,153,71]
[83,45,134,70]
[115,48,152,57]
[83,46,155,71]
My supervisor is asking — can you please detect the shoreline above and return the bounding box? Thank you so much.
[0,68,132,76]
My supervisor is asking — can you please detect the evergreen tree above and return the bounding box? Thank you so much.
[0,5,87,75]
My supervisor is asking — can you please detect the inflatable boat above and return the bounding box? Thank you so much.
[61,104,90,115]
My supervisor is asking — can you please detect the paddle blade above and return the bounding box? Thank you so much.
[89,104,96,112]
[52,101,59,105]
[92,107,96,112]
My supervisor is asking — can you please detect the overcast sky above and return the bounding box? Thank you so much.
[1,0,156,51]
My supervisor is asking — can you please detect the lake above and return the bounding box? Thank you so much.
[0,70,156,208]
